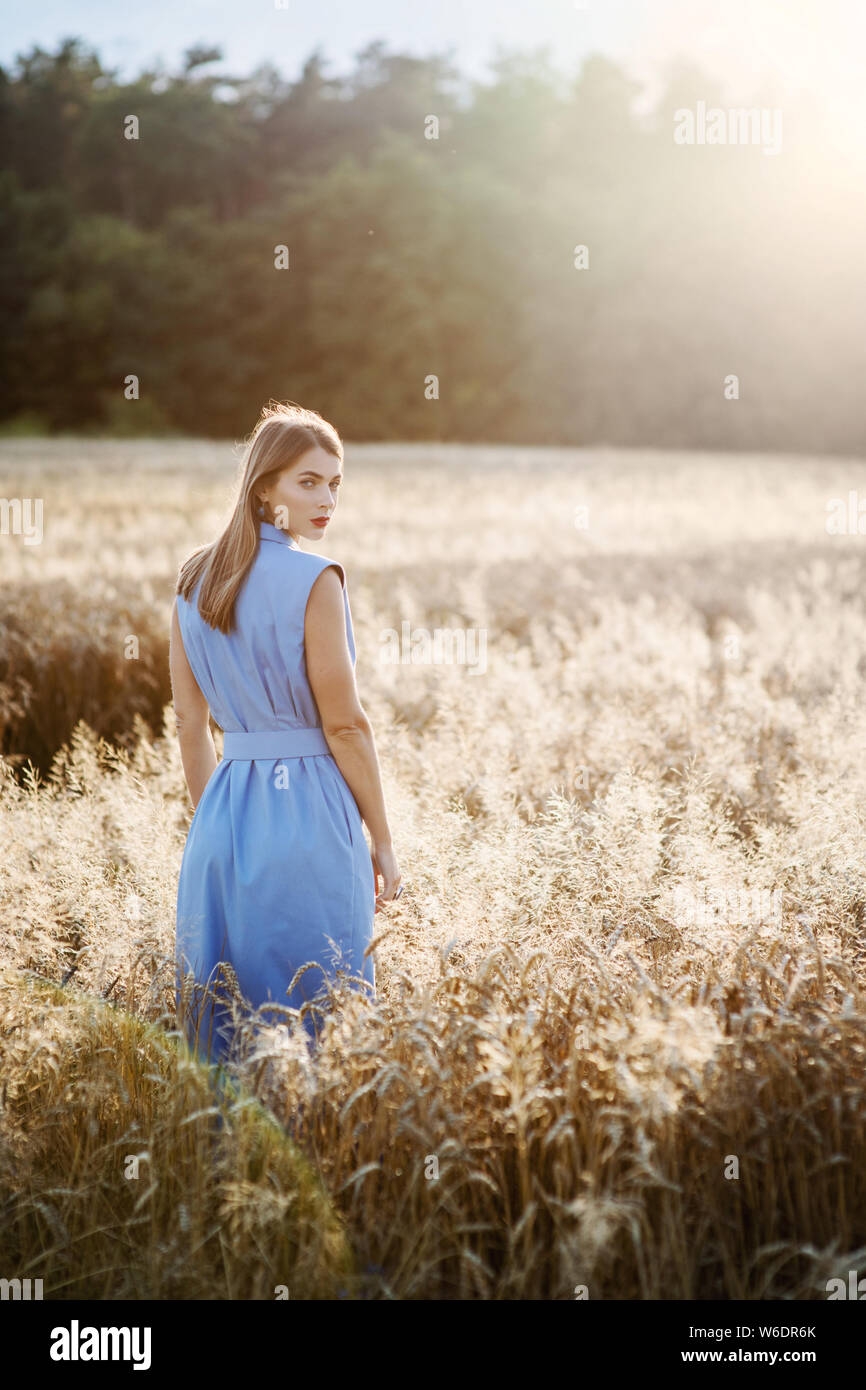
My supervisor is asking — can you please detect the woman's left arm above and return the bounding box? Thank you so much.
[170,598,217,808]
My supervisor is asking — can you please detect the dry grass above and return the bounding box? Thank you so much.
[1,436,866,1298]
[0,970,352,1299]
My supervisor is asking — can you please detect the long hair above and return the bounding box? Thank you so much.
[176,401,343,634]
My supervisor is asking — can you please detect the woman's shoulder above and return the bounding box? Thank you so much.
[260,543,347,590]
[307,549,347,591]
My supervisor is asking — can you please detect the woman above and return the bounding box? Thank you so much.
[170,401,401,1067]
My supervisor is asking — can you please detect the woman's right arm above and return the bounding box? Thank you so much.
[170,598,218,808]
[304,566,402,904]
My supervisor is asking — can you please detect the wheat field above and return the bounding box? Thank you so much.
[1,436,866,1300]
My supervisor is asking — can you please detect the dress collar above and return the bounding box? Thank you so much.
[259,519,300,549]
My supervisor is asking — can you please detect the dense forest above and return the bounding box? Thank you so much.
[0,35,862,451]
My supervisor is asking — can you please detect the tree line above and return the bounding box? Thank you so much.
[0,35,861,452]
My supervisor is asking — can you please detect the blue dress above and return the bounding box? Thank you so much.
[174,519,376,1065]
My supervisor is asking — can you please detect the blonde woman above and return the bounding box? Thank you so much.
[170,402,401,1065]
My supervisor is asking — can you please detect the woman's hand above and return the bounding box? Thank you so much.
[371,842,402,913]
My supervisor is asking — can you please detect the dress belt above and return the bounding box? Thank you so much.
[221,728,331,760]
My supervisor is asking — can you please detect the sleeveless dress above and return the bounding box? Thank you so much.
[174,519,376,1065]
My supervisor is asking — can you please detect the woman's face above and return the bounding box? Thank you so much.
[257,445,343,544]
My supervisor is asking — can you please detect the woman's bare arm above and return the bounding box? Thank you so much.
[304,566,393,850]
[169,598,217,808]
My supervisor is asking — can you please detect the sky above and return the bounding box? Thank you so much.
[2,0,863,129]
[1,0,639,85]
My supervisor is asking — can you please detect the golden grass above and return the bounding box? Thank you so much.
[0,970,352,1299]
[1,436,866,1297]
